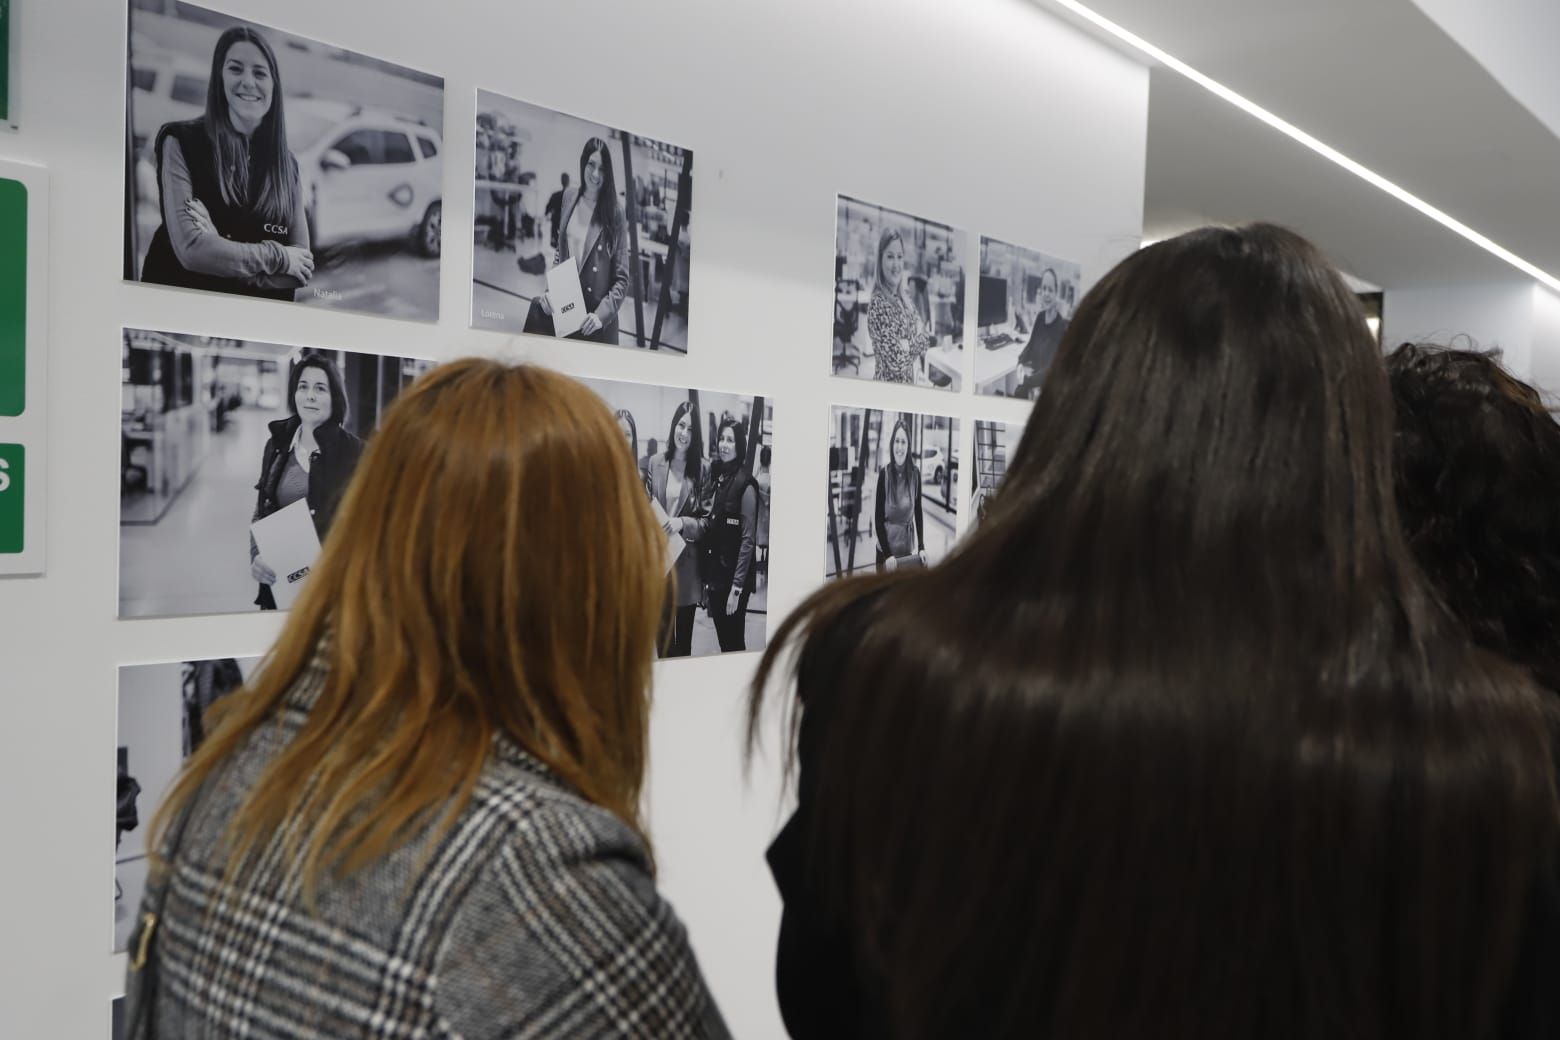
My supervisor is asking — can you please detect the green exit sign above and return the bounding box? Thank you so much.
[0,443,21,554]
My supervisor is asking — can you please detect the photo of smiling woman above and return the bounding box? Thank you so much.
[250,355,362,610]
[525,138,632,345]
[138,26,313,301]
[826,406,958,580]
[125,3,446,320]
[703,417,761,652]
[875,419,925,570]
[832,195,965,390]
[119,330,434,619]
[646,398,709,657]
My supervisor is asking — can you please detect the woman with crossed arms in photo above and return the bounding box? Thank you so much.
[1014,267,1070,400]
[703,418,761,653]
[867,230,936,384]
[874,419,925,571]
[250,356,363,611]
[532,137,632,344]
[139,26,315,301]
[645,399,709,657]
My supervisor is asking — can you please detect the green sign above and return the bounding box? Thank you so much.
[0,176,22,416]
[0,443,21,554]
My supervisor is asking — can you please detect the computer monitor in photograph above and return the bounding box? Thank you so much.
[978,275,1008,328]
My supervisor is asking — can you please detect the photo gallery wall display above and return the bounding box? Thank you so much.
[118,328,436,620]
[833,195,966,392]
[124,2,446,321]
[827,405,959,579]
[975,236,1081,400]
[472,90,693,354]
[577,376,772,658]
[115,655,262,952]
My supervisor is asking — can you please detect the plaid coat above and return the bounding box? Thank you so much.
[124,655,730,1039]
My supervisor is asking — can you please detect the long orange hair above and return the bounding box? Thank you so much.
[149,360,666,898]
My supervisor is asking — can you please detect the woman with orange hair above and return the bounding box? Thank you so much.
[123,360,729,1038]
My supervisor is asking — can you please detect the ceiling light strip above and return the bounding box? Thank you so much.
[1048,0,1560,295]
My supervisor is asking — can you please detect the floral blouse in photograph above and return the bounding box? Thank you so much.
[867,287,931,384]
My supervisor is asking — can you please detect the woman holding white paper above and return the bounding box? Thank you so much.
[530,137,631,344]
[250,355,363,610]
[644,399,708,656]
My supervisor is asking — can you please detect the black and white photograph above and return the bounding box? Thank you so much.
[115,655,261,952]
[578,377,772,657]
[833,195,965,391]
[124,3,445,321]
[975,235,1081,398]
[826,406,959,579]
[119,328,435,619]
[472,91,692,353]
[969,419,1022,527]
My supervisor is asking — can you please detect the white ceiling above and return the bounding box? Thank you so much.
[1035,0,1560,291]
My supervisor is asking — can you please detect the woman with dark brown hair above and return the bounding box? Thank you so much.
[753,225,1560,1040]
[1388,342,1560,697]
[125,361,729,1038]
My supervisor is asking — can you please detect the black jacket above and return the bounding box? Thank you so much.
[251,416,363,609]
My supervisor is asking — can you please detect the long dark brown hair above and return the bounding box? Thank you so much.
[1388,342,1560,694]
[203,26,299,228]
[578,136,622,242]
[752,224,1559,1039]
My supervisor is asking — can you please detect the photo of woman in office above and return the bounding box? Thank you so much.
[645,399,708,656]
[529,137,632,344]
[867,230,936,385]
[250,356,363,610]
[138,26,314,301]
[876,420,925,570]
[703,418,760,653]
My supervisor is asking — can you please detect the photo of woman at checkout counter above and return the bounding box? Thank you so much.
[118,329,433,619]
[974,236,1081,400]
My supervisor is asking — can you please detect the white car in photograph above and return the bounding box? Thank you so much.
[919,445,954,486]
[287,99,443,258]
[128,37,209,150]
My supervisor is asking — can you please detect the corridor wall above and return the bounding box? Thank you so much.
[0,0,1148,1035]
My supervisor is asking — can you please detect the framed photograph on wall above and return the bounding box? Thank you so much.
[578,376,772,657]
[969,418,1023,528]
[115,655,262,952]
[123,2,445,320]
[833,195,965,391]
[117,328,436,619]
[826,406,959,579]
[471,90,693,354]
[975,236,1081,399]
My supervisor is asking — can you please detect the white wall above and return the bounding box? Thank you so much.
[1382,280,1537,377]
[0,0,1147,1036]
[1527,286,1560,404]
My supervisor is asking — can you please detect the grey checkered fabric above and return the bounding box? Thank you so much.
[124,653,731,1039]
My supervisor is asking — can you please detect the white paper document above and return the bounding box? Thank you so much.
[546,260,588,338]
[250,498,322,610]
[650,497,686,574]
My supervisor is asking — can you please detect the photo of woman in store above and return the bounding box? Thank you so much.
[139,26,315,301]
[250,356,363,610]
[876,419,925,570]
[703,418,760,653]
[867,230,935,384]
[528,137,632,344]
[645,400,708,656]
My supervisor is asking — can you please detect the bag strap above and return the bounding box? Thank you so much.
[122,799,199,1039]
